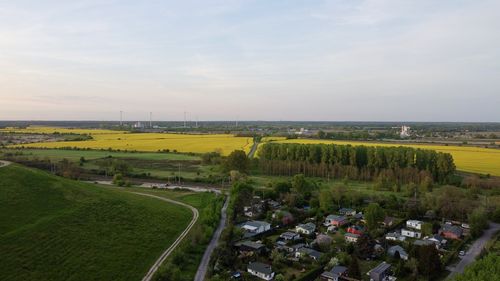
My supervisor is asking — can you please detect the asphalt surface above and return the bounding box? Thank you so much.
[447,222,500,279]
[193,195,229,281]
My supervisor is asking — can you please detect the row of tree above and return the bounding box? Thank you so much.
[259,143,455,183]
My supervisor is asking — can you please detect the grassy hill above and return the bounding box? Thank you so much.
[0,164,192,281]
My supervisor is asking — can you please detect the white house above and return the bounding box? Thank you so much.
[248,262,275,280]
[385,232,406,242]
[406,220,423,230]
[296,222,316,235]
[402,228,422,238]
[241,221,271,234]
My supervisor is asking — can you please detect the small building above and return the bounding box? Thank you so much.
[339,208,356,216]
[426,234,447,247]
[347,225,364,235]
[320,265,348,281]
[345,233,360,243]
[383,217,396,227]
[385,232,406,242]
[280,231,301,241]
[406,220,423,230]
[247,262,275,281]
[388,245,409,260]
[325,215,348,227]
[439,224,463,240]
[295,247,322,261]
[296,222,316,235]
[368,262,392,281]
[241,220,271,237]
[402,228,421,239]
[235,240,266,255]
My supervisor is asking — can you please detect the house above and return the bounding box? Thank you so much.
[402,228,421,238]
[314,234,333,247]
[388,245,409,260]
[295,247,322,260]
[296,222,316,235]
[327,225,337,233]
[439,224,463,240]
[280,231,301,241]
[345,233,360,243]
[383,217,396,227]
[339,208,356,216]
[235,240,266,255]
[241,220,271,237]
[354,213,364,221]
[385,232,406,242]
[267,200,281,210]
[406,220,423,230]
[414,239,435,247]
[247,262,275,281]
[325,215,348,227]
[368,262,393,281]
[347,225,364,235]
[426,234,447,247]
[320,265,348,281]
[290,243,306,252]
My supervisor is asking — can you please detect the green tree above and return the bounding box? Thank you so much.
[348,256,361,279]
[365,203,384,231]
[224,150,249,172]
[319,190,334,212]
[469,208,488,238]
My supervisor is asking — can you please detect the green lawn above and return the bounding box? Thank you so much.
[0,164,193,281]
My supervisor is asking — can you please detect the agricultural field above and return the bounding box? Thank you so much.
[270,139,500,176]
[0,126,124,135]
[0,164,193,281]
[5,126,253,155]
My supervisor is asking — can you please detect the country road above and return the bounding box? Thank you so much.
[194,195,229,281]
[447,222,500,279]
[248,140,259,158]
[127,192,199,281]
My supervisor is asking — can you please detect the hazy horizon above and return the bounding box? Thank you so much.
[1,0,500,122]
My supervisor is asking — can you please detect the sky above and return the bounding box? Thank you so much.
[1,0,499,122]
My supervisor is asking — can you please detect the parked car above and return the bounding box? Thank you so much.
[459,250,465,256]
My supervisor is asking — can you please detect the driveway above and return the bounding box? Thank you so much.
[447,222,500,279]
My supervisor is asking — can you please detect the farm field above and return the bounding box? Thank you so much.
[0,126,124,135]
[5,127,253,155]
[271,139,500,176]
[0,164,193,281]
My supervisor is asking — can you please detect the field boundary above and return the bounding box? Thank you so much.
[127,192,199,281]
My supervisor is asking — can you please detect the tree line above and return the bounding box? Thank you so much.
[258,143,455,183]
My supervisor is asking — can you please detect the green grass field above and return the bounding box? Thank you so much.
[0,164,194,281]
[1,148,200,161]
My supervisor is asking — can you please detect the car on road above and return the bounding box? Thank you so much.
[459,250,465,256]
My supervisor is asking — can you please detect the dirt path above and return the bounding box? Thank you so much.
[194,195,229,281]
[0,160,11,167]
[127,192,199,281]
[447,222,500,279]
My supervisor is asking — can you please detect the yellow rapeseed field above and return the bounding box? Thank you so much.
[0,126,124,135]
[273,139,500,176]
[5,127,253,156]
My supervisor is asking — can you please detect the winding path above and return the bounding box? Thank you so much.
[194,196,229,281]
[128,192,199,281]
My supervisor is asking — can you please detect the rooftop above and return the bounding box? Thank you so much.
[248,262,273,275]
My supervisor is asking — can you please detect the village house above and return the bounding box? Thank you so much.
[414,239,435,247]
[320,265,348,281]
[235,240,266,255]
[368,262,394,281]
[280,231,301,241]
[339,207,356,216]
[385,231,406,242]
[426,234,447,247]
[240,220,271,237]
[401,228,422,238]
[439,224,463,240]
[295,247,323,261]
[406,220,423,230]
[325,215,348,227]
[296,222,316,235]
[388,245,409,260]
[247,262,275,281]
[347,225,364,235]
[345,233,360,243]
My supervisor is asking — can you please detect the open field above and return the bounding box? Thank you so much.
[0,126,124,135]
[270,139,500,176]
[0,164,193,281]
[5,127,253,155]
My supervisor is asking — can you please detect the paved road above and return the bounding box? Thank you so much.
[447,222,500,279]
[194,195,229,281]
[128,192,199,281]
